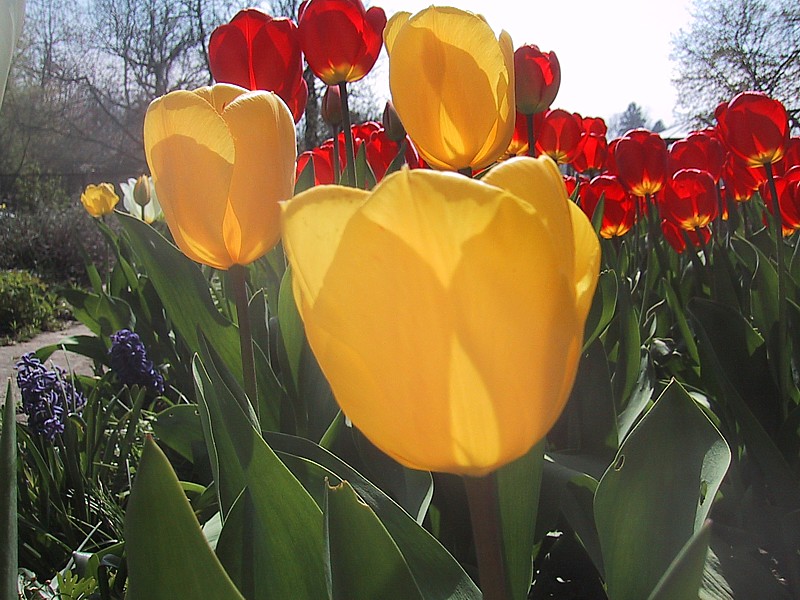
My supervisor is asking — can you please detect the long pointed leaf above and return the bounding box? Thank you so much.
[194,355,328,599]
[125,437,245,600]
[594,380,730,600]
[1,381,18,600]
[325,480,424,600]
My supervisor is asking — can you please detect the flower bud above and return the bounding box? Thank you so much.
[321,85,343,126]
[381,101,405,142]
[133,175,152,207]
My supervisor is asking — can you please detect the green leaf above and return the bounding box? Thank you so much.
[325,479,424,600]
[613,278,643,408]
[276,267,338,439]
[594,380,730,600]
[648,520,712,600]
[193,355,328,599]
[125,437,245,600]
[1,381,18,600]
[152,404,205,463]
[565,340,618,454]
[497,442,544,600]
[118,211,243,381]
[583,269,618,351]
[689,298,799,508]
[266,431,482,599]
[61,287,132,338]
[295,154,316,194]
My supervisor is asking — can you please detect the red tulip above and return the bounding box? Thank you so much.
[614,129,668,196]
[773,137,800,175]
[563,175,580,198]
[669,131,726,182]
[580,175,635,238]
[760,166,800,235]
[297,146,335,185]
[366,128,422,181]
[715,92,789,167]
[582,116,607,136]
[514,44,561,115]
[298,0,386,85]
[503,111,530,158]
[573,133,608,174]
[535,109,583,164]
[661,219,711,253]
[208,9,308,123]
[721,154,765,202]
[660,169,719,230]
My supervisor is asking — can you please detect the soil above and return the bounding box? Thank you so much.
[1,321,95,400]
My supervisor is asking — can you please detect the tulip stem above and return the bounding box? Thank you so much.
[332,124,341,184]
[338,82,356,187]
[463,473,510,600]
[764,162,790,412]
[525,114,536,157]
[229,264,258,419]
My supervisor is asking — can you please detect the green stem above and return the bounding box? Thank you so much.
[331,123,341,183]
[525,113,536,157]
[463,473,510,600]
[229,264,258,418]
[764,162,789,410]
[338,82,356,187]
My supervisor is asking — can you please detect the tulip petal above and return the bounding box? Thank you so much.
[389,7,512,170]
[447,194,579,473]
[221,91,297,265]
[471,29,516,169]
[382,11,410,55]
[281,184,370,314]
[144,90,235,269]
[482,156,575,272]
[285,169,587,475]
[566,200,601,319]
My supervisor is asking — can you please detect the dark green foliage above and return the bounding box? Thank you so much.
[0,270,67,341]
[0,170,108,285]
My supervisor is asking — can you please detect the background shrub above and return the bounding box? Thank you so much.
[0,269,68,341]
[0,166,110,285]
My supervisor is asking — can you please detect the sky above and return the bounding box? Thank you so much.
[366,0,696,128]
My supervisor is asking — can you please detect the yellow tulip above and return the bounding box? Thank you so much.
[384,6,516,172]
[80,183,119,217]
[282,156,600,476]
[143,83,296,270]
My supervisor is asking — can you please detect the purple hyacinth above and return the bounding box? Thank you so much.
[108,329,164,394]
[15,353,87,441]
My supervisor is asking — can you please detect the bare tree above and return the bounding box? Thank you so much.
[2,0,238,178]
[671,0,800,128]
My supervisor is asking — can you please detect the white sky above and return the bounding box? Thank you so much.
[366,0,695,127]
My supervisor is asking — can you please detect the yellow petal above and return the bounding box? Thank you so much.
[144,90,235,269]
[470,29,516,170]
[482,156,575,273]
[221,91,297,265]
[389,6,512,171]
[194,83,247,115]
[281,184,370,317]
[361,169,504,287]
[447,191,579,473]
[285,169,581,475]
[567,200,601,319]
[382,11,410,55]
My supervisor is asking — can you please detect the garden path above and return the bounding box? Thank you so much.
[1,322,94,398]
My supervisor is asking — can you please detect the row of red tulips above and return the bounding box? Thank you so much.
[206,2,796,258]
